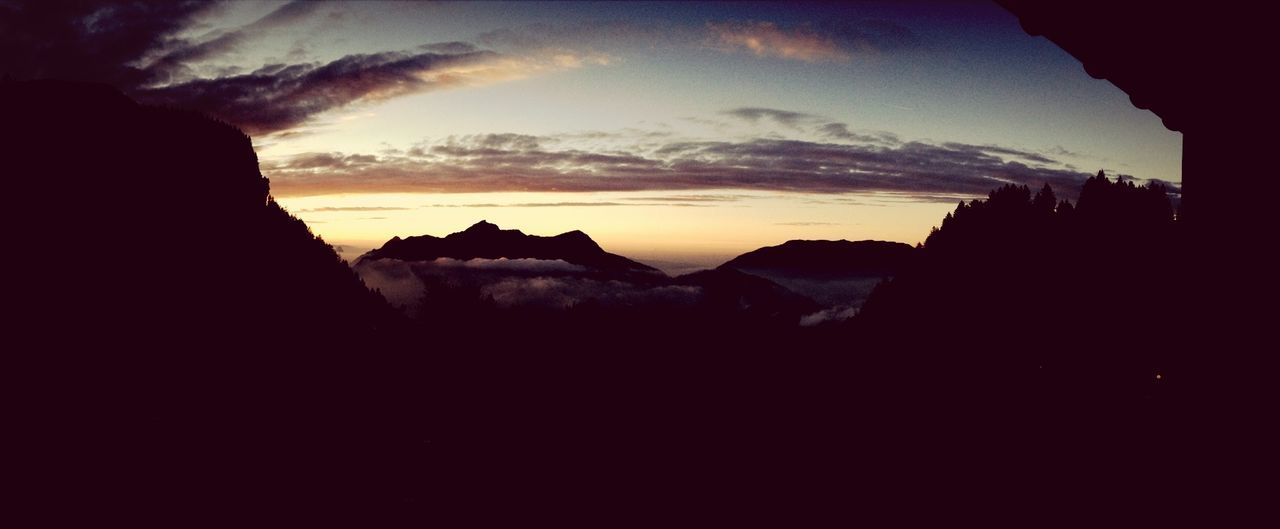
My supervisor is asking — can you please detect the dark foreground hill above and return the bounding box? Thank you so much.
[4,79,414,518]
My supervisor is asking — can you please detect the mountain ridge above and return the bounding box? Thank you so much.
[719,239,916,277]
[360,220,657,274]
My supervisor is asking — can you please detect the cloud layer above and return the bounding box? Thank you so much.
[355,257,700,312]
[263,117,1093,199]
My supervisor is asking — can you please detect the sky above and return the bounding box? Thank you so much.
[1,1,1181,272]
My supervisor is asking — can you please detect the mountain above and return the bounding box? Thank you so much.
[360,220,658,274]
[355,221,822,324]
[719,239,916,310]
[720,239,915,277]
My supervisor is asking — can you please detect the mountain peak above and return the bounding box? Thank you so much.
[465,220,501,233]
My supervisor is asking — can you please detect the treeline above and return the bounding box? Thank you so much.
[856,171,1183,402]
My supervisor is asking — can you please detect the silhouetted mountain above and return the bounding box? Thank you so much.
[721,239,915,278]
[361,220,658,274]
[719,239,916,310]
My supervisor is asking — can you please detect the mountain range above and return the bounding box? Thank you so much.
[354,221,915,324]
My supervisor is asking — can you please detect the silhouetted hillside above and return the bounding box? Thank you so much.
[720,239,915,311]
[721,239,915,277]
[5,79,397,343]
[4,79,412,515]
[857,175,1182,401]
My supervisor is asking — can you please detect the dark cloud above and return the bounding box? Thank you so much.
[0,1,215,87]
[1,2,592,135]
[146,1,324,84]
[818,123,900,144]
[285,152,388,169]
[723,107,824,128]
[263,133,1095,200]
[448,133,544,151]
[942,142,1057,164]
[138,48,498,134]
[723,111,901,146]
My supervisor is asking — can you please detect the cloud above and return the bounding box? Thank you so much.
[707,19,920,63]
[818,123,900,144]
[298,206,412,212]
[619,194,747,203]
[353,258,427,309]
[490,202,631,208]
[262,132,1095,200]
[799,305,859,327]
[354,257,700,311]
[775,222,840,226]
[724,110,901,146]
[941,142,1057,165]
[709,21,851,63]
[723,107,824,128]
[426,257,587,274]
[478,277,700,310]
[144,1,325,84]
[137,48,513,134]
[0,1,216,87]
[1,3,608,135]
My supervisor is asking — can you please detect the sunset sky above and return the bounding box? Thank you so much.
[2,1,1181,271]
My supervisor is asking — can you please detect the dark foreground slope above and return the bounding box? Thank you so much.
[4,80,418,519]
[857,178,1183,400]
